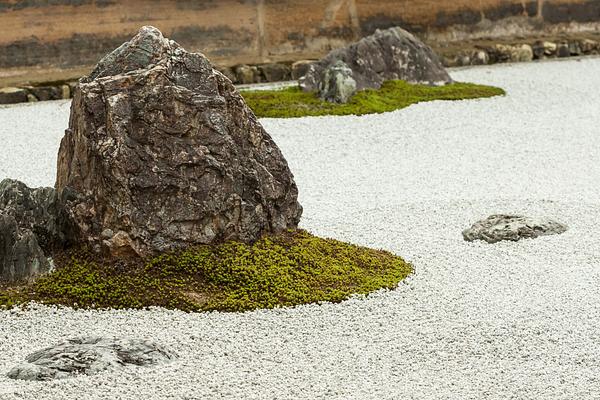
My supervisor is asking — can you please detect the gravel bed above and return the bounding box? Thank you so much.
[1,58,600,399]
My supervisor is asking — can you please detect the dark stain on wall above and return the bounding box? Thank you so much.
[360,14,423,35]
[484,1,537,20]
[173,0,221,11]
[0,33,127,68]
[542,0,600,23]
[0,0,114,12]
[317,26,357,40]
[170,25,255,57]
[434,9,482,27]
[0,25,254,68]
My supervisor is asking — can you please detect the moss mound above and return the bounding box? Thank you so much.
[241,80,504,118]
[0,230,411,312]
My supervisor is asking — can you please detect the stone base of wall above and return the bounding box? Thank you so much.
[1,34,598,106]
[434,33,600,67]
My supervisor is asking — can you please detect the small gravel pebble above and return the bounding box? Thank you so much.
[1,58,600,399]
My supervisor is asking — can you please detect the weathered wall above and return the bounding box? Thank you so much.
[0,0,599,74]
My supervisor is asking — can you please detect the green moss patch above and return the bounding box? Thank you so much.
[0,230,411,312]
[241,80,504,118]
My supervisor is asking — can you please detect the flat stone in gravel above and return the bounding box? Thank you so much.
[7,337,176,381]
[462,214,568,243]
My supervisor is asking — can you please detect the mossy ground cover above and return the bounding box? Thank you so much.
[0,230,412,312]
[241,80,504,118]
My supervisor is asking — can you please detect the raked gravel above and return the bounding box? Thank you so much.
[1,57,600,399]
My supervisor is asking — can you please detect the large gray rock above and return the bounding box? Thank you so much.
[56,26,302,257]
[7,337,176,381]
[0,179,65,282]
[300,27,451,102]
[463,215,568,244]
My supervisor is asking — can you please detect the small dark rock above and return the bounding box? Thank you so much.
[568,40,582,56]
[291,60,314,80]
[463,214,568,244]
[0,87,28,104]
[258,63,291,82]
[234,64,261,84]
[557,42,571,58]
[7,337,176,381]
[28,86,63,102]
[580,39,599,53]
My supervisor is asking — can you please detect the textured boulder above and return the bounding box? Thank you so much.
[300,27,451,101]
[56,26,302,257]
[0,179,65,282]
[319,61,357,103]
[463,215,568,244]
[7,337,176,381]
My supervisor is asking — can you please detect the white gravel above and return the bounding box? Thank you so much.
[2,57,600,399]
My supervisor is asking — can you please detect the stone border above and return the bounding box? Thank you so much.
[1,36,598,105]
[440,37,600,67]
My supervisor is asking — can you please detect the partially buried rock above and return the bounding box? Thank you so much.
[300,27,452,102]
[462,214,568,244]
[319,60,357,103]
[7,337,176,381]
[0,179,66,282]
[56,26,302,257]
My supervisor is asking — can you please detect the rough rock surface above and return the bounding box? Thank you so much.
[319,61,357,103]
[462,214,568,244]
[0,179,65,282]
[7,337,176,381]
[55,26,302,257]
[300,27,452,101]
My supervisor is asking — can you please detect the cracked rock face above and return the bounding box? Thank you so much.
[56,26,302,257]
[0,179,65,282]
[300,27,452,101]
[462,215,568,244]
[7,337,176,381]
